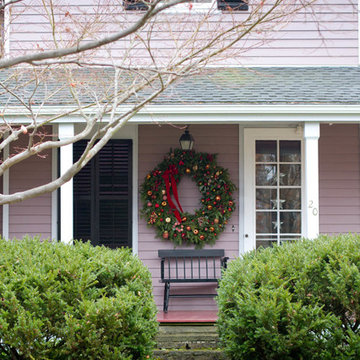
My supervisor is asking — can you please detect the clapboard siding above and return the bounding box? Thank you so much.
[319,124,360,235]
[138,124,239,311]
[9,132,52,240]
[8,0,358,66]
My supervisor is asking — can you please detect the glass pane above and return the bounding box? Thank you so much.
[256,189,277,209]
[280,235,300,244]
[280,188,301,209]
[256,165,277,186]
[280,212,301,234]
[256,212,277,233]
[280,141,301,162]
[256,235,277,249]
[279,164,301,186]
[256,140,277,162]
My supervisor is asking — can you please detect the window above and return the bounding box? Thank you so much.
[255,140,302,248]
[123,0,248,12]
[73,139,133,249]
[217,0,248,11]
[123,0,148,11]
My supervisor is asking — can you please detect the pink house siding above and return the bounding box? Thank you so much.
[319,124,360,235]
[138,124,239,311]
[9,135,52,239]
[9,0,358,66]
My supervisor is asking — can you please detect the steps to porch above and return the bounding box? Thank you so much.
[155,311,227,360]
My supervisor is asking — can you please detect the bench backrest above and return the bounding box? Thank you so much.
[158,249,227,283]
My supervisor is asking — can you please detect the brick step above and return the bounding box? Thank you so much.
[156,325,219,350]
[154,349,227,360]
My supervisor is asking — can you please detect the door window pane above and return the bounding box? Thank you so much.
[279,164,301,186]
[280,189,301,209]
[256,212,277,233]
[256,165,277,186]
[256,140,277,162]
[280,141,301,162]
[280,212,301,234]
[256,189,277,209]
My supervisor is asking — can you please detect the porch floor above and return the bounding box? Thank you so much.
[157,310,218,323]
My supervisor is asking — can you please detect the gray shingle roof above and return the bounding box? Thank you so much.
[157,67,360,105]
[1,67,359,107]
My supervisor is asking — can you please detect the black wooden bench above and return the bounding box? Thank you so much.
[158,249,228,312]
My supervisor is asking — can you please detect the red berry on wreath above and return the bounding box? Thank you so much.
[147,190,152,196]
[207,205,213,211]
[215,195,221,201]
[163,231,169,239]
[214,218,219,224]
[186,226,191,231]
[182,216,187,222]
[229,200,234,206]
[147,202,152,207]
[200,235,205,241]
[155,204,160,208]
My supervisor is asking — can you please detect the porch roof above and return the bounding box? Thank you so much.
[160,67,360,105]
[1,66,359,106]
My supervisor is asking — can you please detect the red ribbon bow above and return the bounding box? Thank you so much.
[162,165,184,223]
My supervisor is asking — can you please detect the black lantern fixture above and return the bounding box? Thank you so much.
[179,126,194,151]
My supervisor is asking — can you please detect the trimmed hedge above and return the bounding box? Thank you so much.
[217,235,360,360]
[0,237,158,360]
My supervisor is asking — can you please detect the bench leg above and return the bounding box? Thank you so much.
[163,281,170,313]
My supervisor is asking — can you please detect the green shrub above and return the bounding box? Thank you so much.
[217,234,360,360]
[0,237,158,360]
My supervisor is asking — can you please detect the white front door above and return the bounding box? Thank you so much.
[244,128,304,252]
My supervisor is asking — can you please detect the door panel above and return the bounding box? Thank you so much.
[244,129,303,252]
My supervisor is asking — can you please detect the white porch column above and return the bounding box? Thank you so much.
[2,142,9,240]
[304,122,320,239]
[58,124,74,244]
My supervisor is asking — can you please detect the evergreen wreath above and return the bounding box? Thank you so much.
[140,148,236,248]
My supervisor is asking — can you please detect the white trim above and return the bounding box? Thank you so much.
[303,122,320,239]
[2,105,360,125]
[51,124,58,240]
[244,127,304,252]
[238,126,245,255]
[132,125,139,255]
[2,142,9,239]
[58,123,74,244]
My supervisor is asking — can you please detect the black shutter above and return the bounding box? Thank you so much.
[123,0,149,11]
[217,0,248,11]
[73,140,132,248]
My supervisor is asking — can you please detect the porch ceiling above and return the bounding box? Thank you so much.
[1,67,360,108]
